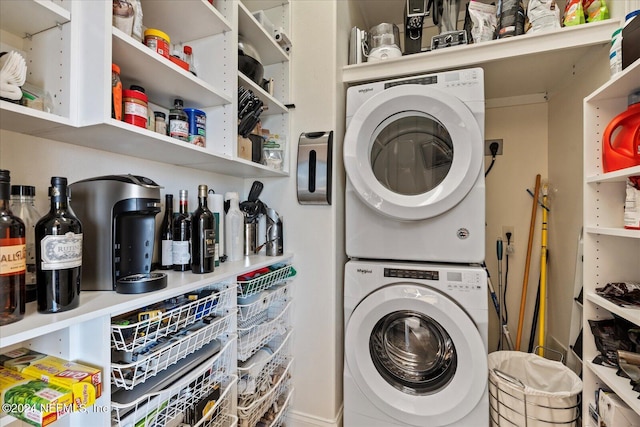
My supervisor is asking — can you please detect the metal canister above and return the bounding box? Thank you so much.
[244,222,258,255]
[265,208,283,256]
[184,108,206,147]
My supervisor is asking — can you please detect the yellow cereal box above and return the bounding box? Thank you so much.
[0,366,73,427]
[21,356,102,411]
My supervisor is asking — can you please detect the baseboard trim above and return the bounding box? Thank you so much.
[286,406,343,427]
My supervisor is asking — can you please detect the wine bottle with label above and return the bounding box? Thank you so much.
[160,193,174,270]
[35,176,83,313]
[0,170,26,326]
[172,190,191,271]
[191,185,215,274]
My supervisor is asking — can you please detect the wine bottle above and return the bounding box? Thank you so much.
[0,170,26,326]
[191,185,215,274]
[172,190,191,271]
[160,193,174,270]
[35,177,83,314]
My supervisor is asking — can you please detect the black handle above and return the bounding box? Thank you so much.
[308,150,316,193]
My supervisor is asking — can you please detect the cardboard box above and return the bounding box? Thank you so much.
[0,366,73,427]
[1,349,102,411]
[598,390,640,427]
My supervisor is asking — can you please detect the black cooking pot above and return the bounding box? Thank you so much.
[238,37,264,84]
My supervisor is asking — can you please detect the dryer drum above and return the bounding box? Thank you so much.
[369,310,458,395]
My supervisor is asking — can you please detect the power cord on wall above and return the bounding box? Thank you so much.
[485,142,500,177]
[503,231,512,325]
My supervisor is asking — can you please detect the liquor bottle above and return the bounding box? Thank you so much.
[10,185,41,302]
[35,177,83,314]
[191,185,215,274]
[224,192,244,262]
[159,194,174,270]
[0,170,26,326]
[172,190,191,271]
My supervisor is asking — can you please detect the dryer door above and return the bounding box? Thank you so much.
[344,84,483,220]
[345,283,487,426]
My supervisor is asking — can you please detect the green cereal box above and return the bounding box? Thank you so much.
[0,366,73,427]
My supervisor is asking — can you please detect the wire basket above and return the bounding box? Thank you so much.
[237,265,295,299]
[238,330,292,406]
[112,339,236,427]
[237,358,293,427]
[111,284,235,352]
[269,387,293,427]
[238,283,291,325]
[237,301,291,362]
[111,312,235,389]
[488,351,582,427]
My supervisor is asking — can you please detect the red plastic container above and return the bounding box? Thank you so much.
[123,89,148,128]
[602,90,640,173]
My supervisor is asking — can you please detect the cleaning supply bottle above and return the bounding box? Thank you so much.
[602,89,640,173]
[225,192,244,262]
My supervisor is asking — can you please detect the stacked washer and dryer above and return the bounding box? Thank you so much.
[343,68,489,426]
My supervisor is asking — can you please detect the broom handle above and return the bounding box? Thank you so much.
[515,174,541,350]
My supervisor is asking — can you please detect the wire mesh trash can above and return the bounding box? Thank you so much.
[488,351,582,426]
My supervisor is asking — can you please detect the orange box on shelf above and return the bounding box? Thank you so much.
[169,55,189,72]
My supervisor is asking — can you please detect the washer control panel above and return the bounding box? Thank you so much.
[384,267,483,292]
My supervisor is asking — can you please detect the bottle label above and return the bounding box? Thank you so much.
[0,240,26,277]
[204,229,215,258]
[161,240,173,266]
[170,119,189,139]
[40,233,83,270]
[172,240,190,264]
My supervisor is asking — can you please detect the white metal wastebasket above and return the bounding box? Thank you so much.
[488,351,582,426]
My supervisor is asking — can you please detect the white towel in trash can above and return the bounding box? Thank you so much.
[488,351,582,426]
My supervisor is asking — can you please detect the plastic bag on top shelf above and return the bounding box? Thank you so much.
[526,0,561,34]
[583,0,609,22]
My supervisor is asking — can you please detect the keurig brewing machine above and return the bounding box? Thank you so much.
[70,174,167,294]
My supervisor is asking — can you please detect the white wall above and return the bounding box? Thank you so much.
[255,1,345,426]
[484,102,548,353]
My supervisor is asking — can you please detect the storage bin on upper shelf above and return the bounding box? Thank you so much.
[238,2,288,66]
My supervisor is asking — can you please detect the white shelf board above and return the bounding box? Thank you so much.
[0,0,70,37]
[0,254,293,348]
[585,227,640,238]
[586,59,640,103]
[35,119,288,178]
[140,0,231,43]
[586,166,640,183]
[112,28,231,109]
[342,20,620,100]
[239,72,288,116]
[586,361,640,414]
[241,0,288,12]
[0,100,72,134]
[586,292,640,325]
[238,2,288,66]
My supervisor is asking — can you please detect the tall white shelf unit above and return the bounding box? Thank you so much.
[582,59,640,424]
[0,0,292,426]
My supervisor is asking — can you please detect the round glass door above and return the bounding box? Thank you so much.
[371,113,453,196]
[344,84,483,220]
[370,310,456,395]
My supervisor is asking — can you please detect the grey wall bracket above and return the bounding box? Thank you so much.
[297,131,333,205]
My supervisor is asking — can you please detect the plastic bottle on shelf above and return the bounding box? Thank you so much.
[225,192,244,262]
[10,185,41,302]
[183,45,197,76]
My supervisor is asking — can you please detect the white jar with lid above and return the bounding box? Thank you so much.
[610,28,622,76]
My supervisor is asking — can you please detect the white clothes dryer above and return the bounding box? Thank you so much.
[344,260,488,427]
[344,68,485,263]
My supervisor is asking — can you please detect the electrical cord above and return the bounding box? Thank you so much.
[504,232,512,325]
[485,142,500,177]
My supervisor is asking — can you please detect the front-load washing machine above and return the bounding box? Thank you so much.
[344,68,485,263]
[344,259,488,427]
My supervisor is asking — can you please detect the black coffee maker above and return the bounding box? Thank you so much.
[70,175,167,294]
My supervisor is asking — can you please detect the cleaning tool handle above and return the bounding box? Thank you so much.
[496,238,503,261]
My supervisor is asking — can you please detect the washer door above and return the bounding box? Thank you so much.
[345,283,487,426]
[344,84,483,220]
